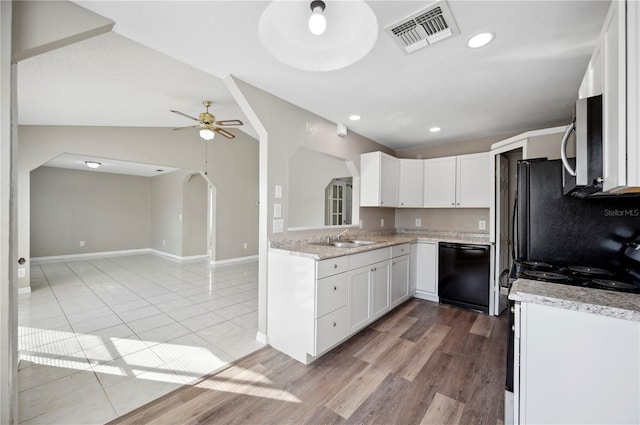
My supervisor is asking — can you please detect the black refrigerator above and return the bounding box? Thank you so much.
[516,158,640,271]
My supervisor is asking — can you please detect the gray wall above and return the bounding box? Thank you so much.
[18,125,258,287]
[183,173,208,257]
[30,166,151,257]
[150,170,186,257]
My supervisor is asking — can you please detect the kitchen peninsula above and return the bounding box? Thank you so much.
[268,230,490,364]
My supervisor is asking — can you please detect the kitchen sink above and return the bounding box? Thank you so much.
[310,240,378,248]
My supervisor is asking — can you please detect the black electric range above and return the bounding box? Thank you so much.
[510,260,640,293]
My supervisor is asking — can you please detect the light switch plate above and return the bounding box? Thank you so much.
[274,185,282,199]
[380,218,385,227]
[479,220,486,230]
[273,219,284,233]
[415,218,421,227]
[18,268,25,278]
[273,203,282,218]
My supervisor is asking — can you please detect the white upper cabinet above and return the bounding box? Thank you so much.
[584,0,640,192]
[456,152,490,207]
[360,151,399,207]
[398,159,424,207]
[423,156,457,207]
[424,153,490,208]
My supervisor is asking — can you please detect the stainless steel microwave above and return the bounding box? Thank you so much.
[561,94,603,197]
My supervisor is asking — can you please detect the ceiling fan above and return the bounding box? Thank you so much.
[170,100,243,140]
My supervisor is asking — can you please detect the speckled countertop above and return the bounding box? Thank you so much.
[269,231,491,260]
[509,279,640,322]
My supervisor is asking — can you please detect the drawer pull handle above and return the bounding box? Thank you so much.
[333,264,338,269]
[332,322,337,327]
[333,286,337,291]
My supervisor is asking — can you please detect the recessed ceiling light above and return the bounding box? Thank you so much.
[429,127,441,133]
[349,114,362,121]
[467,32,494,48]
[85,161,101,169]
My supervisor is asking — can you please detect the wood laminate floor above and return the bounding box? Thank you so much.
[109,299,508,425]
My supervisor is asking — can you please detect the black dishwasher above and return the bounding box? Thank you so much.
[438,242,490,313]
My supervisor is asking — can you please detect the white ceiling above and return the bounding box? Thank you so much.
[44,153,179,177]
[17,0,611,152]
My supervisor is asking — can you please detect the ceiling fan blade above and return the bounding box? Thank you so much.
[170,110,200,122]
[214,127,235,139]
[214,119,243,127]
[172,125,201,130]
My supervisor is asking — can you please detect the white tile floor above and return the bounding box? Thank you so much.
[18,254,262,424]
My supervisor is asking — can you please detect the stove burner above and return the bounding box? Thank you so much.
[522,270,570,281]
[567,266,613,276]
[520,261,554,269]
[591,279,637,291]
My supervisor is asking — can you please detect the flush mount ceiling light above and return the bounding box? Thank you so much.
[308,1,326,35]
[199,127,215,141]
[467,32,494,48]
[259,0,378,72]
[349,114,362,121]
[85,161,101,169]
[429,127,441,133]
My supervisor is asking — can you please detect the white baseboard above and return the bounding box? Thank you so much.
[413,291,439,303]
[211,255,259,266]
[255,331,268,345]
[32,248,151,263]
[149,249,209,262]
[18,287,31,294]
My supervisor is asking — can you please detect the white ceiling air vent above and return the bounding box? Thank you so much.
[385,1,459,54]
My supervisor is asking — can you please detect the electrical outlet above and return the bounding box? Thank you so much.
[273,219,284,233]
[359,219,363,229]
[162,240,166,246]
[179,213,183,221]
[80,241,85,247]
[415,218,422,227]
[18,268,25,278]
[380,218,385,227]
[479,220,486,230]
[243,243,248,249]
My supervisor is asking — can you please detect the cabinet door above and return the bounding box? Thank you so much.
[390,254,409,307]
[415,242,437,295]
[398,159,424,207]
[371,260,390,319]
[627,0,640,188]
[520,303,640,424]
[360,152,399,207]
[423,157,456,207]
[456,153,490,207]
[602,0,627,192]
[380,153,399,207]
[348,266,372,333]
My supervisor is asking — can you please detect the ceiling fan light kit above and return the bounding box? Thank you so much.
[258,0,378,72]
[308,0,326,35]
[170,100,243,140]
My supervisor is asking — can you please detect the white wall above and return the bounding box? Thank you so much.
[30,167,152,257]
[182,173,208,257]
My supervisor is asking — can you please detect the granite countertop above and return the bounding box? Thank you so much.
[509,279,640,322]
[269,232,491,260]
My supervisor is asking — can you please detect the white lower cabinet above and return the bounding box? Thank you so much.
[412,242,438,302]
[269,245,409,364]
[515,302,640,424]
[391,244,410,308]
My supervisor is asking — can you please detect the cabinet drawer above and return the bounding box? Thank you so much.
[316,273,348,317]
[317,256,349,279]
[349,247,390,270]
[391,243,410,258]
[315,306,348,355]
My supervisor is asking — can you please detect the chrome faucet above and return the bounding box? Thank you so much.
[328,229,350,242]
